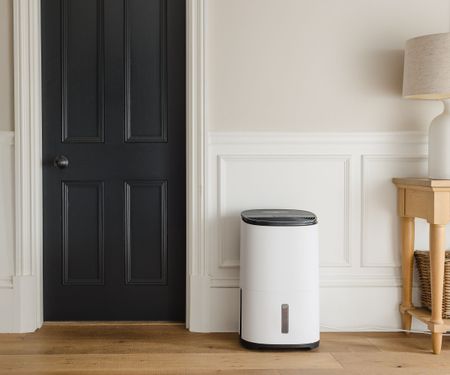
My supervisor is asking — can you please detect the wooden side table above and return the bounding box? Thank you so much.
[393,177,450,354]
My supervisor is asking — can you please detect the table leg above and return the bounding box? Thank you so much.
[430,223,446,355]
[400,217,415,331]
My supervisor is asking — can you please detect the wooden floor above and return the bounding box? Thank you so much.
[1,324,450,374]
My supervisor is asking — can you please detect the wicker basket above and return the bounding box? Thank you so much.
[414,250,450,319]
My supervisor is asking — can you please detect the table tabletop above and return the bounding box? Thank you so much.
[393,178,450,189]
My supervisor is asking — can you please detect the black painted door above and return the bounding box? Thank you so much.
[42,0,185,321]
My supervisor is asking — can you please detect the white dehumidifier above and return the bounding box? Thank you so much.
[240,209,319,349]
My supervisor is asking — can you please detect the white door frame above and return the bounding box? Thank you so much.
[12,0,209,332]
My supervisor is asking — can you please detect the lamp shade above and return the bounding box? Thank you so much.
[403,32,450,99]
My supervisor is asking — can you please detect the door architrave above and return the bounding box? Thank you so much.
[12,0,209,332]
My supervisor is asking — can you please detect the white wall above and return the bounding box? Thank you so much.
[0,0,15,331]
[204,0,450,332]
[0,0,14,132]
[206,0,448,132]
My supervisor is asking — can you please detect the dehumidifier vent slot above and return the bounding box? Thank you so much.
[281,304,289,334]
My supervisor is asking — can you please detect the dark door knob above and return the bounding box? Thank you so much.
[53,155,69,169]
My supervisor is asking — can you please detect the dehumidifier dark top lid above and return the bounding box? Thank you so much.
[241,209,318,227]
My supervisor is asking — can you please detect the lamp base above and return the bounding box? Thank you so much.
[429,100,450,179]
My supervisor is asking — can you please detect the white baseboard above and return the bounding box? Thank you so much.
[0,287,14,332]
[208,286,426,333]
[187,274,211,332]
[0,276,40,333]
[12,276,40,333]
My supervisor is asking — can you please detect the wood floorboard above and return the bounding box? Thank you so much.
[0,352,341,372]
[0,324,449,374]
[332,351,450,369]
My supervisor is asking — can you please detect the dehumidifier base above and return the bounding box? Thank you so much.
[240,337,320,350]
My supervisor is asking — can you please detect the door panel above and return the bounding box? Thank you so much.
[124,180,167,285]
[62,0,105,143]
[62,181,104,285]
[125,0,167,142]
[42,0,186,321]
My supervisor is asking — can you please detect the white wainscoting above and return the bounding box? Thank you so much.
[0,131,15,331]
[0,129,440,332]
[0,131,14,286]
[207,131,433,332]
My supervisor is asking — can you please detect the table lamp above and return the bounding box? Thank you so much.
[403,32,450,179]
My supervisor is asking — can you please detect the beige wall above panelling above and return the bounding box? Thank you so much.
[206,0,450,132]
[0,0,13,132]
